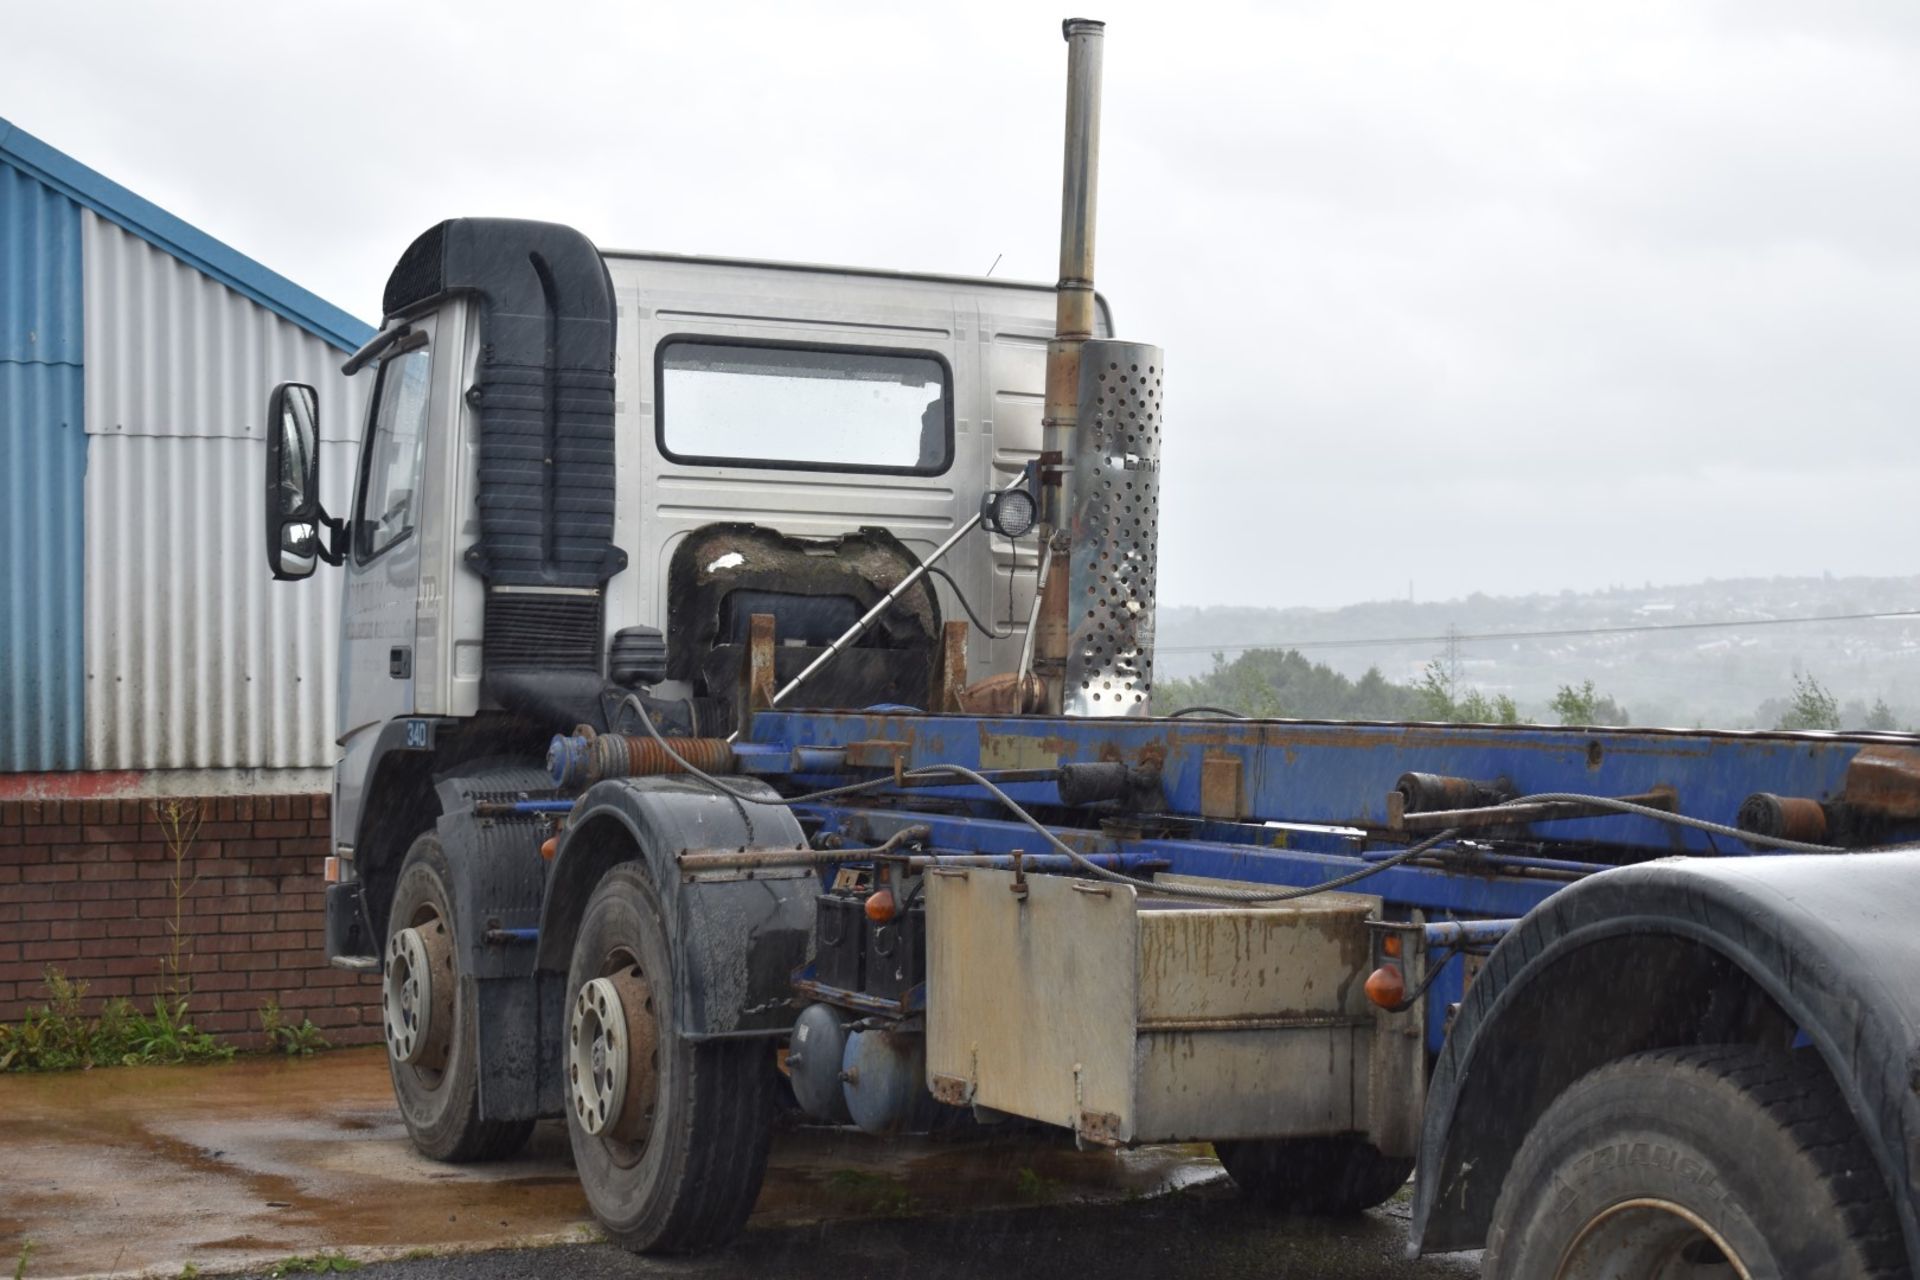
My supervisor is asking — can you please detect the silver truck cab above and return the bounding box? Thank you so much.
[271,231,1108,897]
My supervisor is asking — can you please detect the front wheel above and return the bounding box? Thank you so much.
[383,834,533,1162]
[1214,1136,1412,1214]
[565,862,775,1255]
[1484,1045,1906,1279]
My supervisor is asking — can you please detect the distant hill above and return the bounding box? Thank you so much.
[1154,575,1920,730]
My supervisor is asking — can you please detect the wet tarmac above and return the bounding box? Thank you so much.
[0,1048,1476,1279]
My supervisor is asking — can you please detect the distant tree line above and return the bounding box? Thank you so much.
[1157,649,1910,732]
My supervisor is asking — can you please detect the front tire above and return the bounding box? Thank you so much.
[566,862,774,1255]
[1214,1136,1413,1214]
[383,834,533,1162]
[1484,1045,1906,1279]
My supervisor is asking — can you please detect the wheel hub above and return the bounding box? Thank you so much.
[569,967,659,1145]
[1555,1197,1752,1280]
[383,922,453,1069]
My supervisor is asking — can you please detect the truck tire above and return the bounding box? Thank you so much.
[565,862,774,1255]
[384,834,534,1162]
[1214,1137,1412,1214]
[1484,1045,1907,1279]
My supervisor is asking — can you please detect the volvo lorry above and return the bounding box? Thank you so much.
[263,19,1920,1277]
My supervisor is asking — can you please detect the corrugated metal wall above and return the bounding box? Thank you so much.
[82,212,367,769]
[0,160,87,771]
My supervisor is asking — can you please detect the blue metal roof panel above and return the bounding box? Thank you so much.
[0,158,86,770]
[0,160,83,366]
[0,117,374,353]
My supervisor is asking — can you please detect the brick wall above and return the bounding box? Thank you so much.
[0,794,381,1049]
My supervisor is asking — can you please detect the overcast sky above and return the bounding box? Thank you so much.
[6,0,1915,608]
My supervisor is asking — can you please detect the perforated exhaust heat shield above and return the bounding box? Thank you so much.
[1064,339,1162,717]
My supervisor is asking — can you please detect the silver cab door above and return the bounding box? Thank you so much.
[337,314,438,749]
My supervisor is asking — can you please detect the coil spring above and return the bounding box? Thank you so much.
[549,731,735,789]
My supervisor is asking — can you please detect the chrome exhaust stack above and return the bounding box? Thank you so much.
[1034,18,1163,719]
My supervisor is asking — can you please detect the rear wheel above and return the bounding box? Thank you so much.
[383,834,533,1162]
[1214,1136,1412,1214]
[565,862,775,1254]
[1484,1045,1905,1279]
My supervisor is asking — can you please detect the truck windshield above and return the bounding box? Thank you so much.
[657,339,950,475]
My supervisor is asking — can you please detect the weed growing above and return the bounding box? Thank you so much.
[266,1253,361,1276]
[259,999,330,1057]
[0,969,234,1071]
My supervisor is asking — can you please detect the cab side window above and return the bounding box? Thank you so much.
[354,345,432,561]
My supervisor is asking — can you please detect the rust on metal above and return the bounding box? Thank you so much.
[957,670,1046,716]
[608,968,659,1147]
[589,733,735,783]
[1394,771,1514,814]
[845,738,910,771]
[1736,792,1829,843]
[730,610,779,736]
[1842,745,1920,820]
[1393,789,1676,834]
[933,620,969,713]
[1199,752,1243,821]
[1076,1109,1125,1149]
[418,917,455,1073]
[929,1073,975,1107]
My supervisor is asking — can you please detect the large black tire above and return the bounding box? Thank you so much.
[384,835,534,1162]
[1214,1136,1413,1214]
[566,863,775,1255]
[1485,1046,1907,1279]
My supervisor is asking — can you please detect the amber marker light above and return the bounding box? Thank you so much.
[865,888,898,923]
[1365,965,1407,1009]
[1382,932,1403,958]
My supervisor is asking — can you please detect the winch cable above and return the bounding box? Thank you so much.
[617,694,1464,904]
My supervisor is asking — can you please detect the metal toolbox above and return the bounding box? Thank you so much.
[924,868,1415,1150]
[813,891,867,992]
[865,900,926,1000]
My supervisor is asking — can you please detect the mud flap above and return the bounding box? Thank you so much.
[537,775,816,1039]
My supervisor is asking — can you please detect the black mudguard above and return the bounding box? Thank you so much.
[535,775,815,1040]
[1411,853,1920,1263]
[432,767,564,1123]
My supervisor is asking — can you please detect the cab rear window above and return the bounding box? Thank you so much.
[657,339,952,475]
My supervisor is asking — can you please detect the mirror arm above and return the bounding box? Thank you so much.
[314,504,349,567]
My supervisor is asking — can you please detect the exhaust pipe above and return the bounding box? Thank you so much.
[1034,18,1107,713]
[1044,15,1106,510]
[1032,18,1165,720]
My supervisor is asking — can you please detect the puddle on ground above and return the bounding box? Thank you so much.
[0,1047,1225,1279]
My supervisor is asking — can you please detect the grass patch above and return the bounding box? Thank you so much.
[266,1253,361,1276]
[1015,1166,1063,1203]
[13,1239,34,1280]
[0,969,234,1072]
[824,1168,913,1217]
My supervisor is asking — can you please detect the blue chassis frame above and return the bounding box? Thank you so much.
[739,709,1915,1053]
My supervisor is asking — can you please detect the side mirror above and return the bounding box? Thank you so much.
[264,382,340,579]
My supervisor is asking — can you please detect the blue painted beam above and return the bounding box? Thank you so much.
[751,709,1904,855]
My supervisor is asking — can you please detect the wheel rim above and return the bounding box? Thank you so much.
[569,958,659,1152]
[383,916,454,1071]
[1555,1198,1753,1280]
